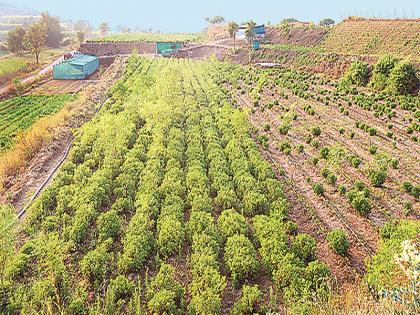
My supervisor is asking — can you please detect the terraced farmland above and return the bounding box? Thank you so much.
[320,18,420,58]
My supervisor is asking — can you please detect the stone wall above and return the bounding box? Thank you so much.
[80,42,156,56]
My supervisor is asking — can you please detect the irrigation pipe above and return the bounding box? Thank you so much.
[17,95,109,219]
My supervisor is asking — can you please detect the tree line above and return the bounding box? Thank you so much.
[7,13,110,64]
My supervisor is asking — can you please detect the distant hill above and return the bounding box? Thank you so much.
[319,18,420,59]
[0,2,40,41]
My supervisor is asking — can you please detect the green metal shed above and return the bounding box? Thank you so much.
[53,52,99,80]
[156,42,183,57]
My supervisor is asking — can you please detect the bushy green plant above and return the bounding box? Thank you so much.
[80,239,113,286]
[370,55,399,91]
[217,209,248,241]
[225,234,259,285]
[97,210,121,241]
[386,60,419,95]
[146,263,184,315]
[232,284,261,315]
[341,61,370,87]
[313,183,325,196]
[292,234,316,263]
[326,229,349,255]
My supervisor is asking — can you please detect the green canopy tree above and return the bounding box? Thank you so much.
[7,26,27,54]
[24,22,47,64]
[319,18,335,26]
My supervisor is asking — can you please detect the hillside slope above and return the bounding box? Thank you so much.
[265,26,327,47]
[320,18,420,59]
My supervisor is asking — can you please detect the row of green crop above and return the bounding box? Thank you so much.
[0,94,77,151]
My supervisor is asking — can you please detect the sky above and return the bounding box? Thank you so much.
[7,0,420,32]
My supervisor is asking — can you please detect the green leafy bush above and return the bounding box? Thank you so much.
[80,239,113,286]
[341,61,370,87]
[327,229,349,255]
[292,234,316,263]
[146,263,184,314]
[370,55,399,91]
[217,209,248,241]
[313,183,325,196]
[224,234,259,285]
[366,220,420,291]
[97,210,121,241]
[232,284,261,315]
[386,60,419,95]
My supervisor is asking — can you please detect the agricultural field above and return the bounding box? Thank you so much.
[0,57,28,85]
[0,94,76,151]
[89,32,203,43]
[320,18,420,59]
[1,55,418,314]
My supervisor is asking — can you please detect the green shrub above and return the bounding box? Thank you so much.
[232,284,261,315]
[368,166,387,187]
[402,181,413,193]
[370,55,399,91]
[146,263,184,315]
[242,191,268,217]
[97,210,121,241]
[217,209,248,241]
[80,239,113,286]
[347,191,371,216]
[326,173,337,186]
[366,220,420,291]
[387,60,419,95]
[313,183,325,196]
[341,61,370,87]
[311,126,321,136]
[369,145,377,155]
[157,217,184,257]
[292,233,316,263]
[225,234,259,285]
[327,229,349,255]
[107,275,134,303]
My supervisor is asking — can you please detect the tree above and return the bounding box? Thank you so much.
[41,12,63,48]
[76,31,85,44]
[99,22,110,36]
[245,20,256,45]
[319,18,335,27]
[205,16,225,25]
[0,206,16,289]
[7,26,26,54]
[227,21,239,53]
[24,22,47,64]
[281,18,299,23]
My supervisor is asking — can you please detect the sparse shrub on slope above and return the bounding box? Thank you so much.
[386,60,419,95]
[327,229,350,255]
